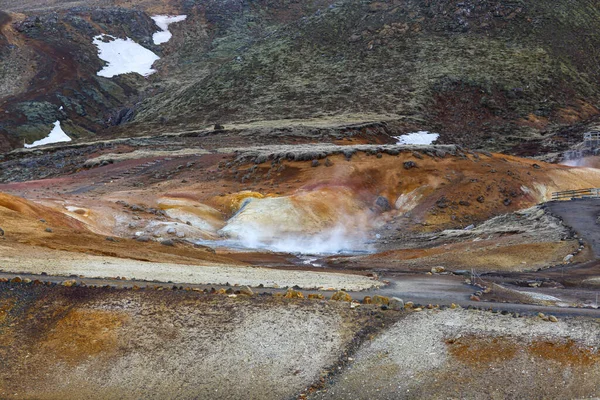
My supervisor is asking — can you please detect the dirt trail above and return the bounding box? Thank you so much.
[546,198,600,257]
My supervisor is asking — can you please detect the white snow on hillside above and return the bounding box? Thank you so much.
[151,15,187,45]
[394,131,440,145]
[93,34,159,78]
[24,121,71,148]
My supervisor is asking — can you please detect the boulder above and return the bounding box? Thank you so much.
[239,286,254,296]
[375,196,391,211]
[371,295,389,305]
[330,291,352,302]
[431,266,446,274]
[389,297,404,310]
[284,289,304,299]
[403,161,416,170]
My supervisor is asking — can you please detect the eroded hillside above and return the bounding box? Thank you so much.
[2,0,600,152]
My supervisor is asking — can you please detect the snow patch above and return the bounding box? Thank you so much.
[93,34,159,78]
[24,121,71,148]
[394,131,439,145]
[151,15,187,45]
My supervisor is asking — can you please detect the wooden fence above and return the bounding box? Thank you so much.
[551,188,600,201]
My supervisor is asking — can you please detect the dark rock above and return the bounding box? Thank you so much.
[45,227,53,233]
[136,236,150,242]
[459,200,470,206]
[476,196,485,203]
[311,159,320,167]
[0,227,4,236]
[375,196,392,211]
[160,239,175,246]
[403,161,416,169]
[214,123,224,130]
[436,196,450,208]
[503,198,512,206]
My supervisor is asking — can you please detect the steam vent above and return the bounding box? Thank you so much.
[0,1,599,399]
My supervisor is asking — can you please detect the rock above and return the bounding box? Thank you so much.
[436,196,449,208]
[0,227,4,236]
[469,294,480,301]
[403,161,416,170]
[503,198,512,206]
[61,280,77,287]
[136,236,150,242]
[330,291,352,302]
[362,296,372,304]
[239,286,254,296]
[11,276,22,283]
[214,123,224,130]
[375,196,391,211]
[284,289,304,299]
[389,297,404,310]
[431,266,446,274]
[563,254,574,263]
[404,301,414,308]
[105,236,117,242]
[548,315,558,323]
[311,159,320,167]
[371,295,390,305]
[167,227,176,234]
[45,227,53,233]
[476,196,485,203]
[532,163,541,169]
[176,232,185,238]
[308,293,325,300]
[160,239,175,246]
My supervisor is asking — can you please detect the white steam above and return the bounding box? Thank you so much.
[216,195,375,255]
[223,222,371,255]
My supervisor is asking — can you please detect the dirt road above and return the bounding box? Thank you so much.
[546,198,600,256]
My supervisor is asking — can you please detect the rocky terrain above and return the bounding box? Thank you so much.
[1,0,600,399]
[3,0,600,153]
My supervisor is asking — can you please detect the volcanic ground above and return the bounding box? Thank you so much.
[1,0,600,397]
[0,123,599,398]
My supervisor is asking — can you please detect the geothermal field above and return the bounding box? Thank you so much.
[1,0,600,399]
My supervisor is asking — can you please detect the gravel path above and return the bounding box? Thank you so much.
[546,198,600,256]
[0,245,379,291]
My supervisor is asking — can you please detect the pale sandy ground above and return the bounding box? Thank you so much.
[0,244,379,290]
[309,309,600,400]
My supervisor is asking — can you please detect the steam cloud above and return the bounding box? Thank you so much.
[224,222,372,255]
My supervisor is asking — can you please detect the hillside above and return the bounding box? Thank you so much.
[2,0,600,153]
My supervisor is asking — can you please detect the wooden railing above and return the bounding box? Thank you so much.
[552,188,600,201]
